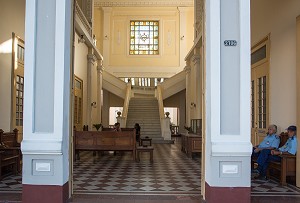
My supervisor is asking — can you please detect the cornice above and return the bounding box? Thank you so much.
[94,0,193,7]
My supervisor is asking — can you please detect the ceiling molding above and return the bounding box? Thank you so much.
[94,0,193,7]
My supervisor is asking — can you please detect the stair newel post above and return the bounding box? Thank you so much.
[122,83,132,127]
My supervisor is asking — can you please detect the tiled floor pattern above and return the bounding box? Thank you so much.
[0,139,300,198]
[251,179,300,196]
[73,141,201,194]
[0,175,22,192]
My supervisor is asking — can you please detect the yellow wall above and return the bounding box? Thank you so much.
[94,6,194,76]
[102,89,124,127]
[251,0,300,132]
[163,90,186,133]
[0,0,25,131]
[93,7,103,53]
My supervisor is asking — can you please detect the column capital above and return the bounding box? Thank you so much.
[177,7,190,13]
[102,7,112,13]
[97,59,104,73]
[87,54,97,65]
[184,65,191,74]
[192,54,201,65]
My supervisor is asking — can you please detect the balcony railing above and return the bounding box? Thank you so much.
[75,1,92,37]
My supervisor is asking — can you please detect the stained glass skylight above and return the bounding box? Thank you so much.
[129,21,159,55]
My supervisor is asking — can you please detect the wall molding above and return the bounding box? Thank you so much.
[94,0,193,7]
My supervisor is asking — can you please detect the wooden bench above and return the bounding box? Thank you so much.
[0,129,21,180]
[102,127,135,131]
[267,132,296,185]
[74,130,136,160]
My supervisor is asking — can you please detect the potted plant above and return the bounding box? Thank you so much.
[93,123,102,131]
[184,126,192,133]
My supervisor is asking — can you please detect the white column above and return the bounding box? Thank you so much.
[192,52,201,119]
[204,0,251,202]
[97,59,104,124]
[184,64,191,126]
[178,7,188,69]
[102,7,112,71]
[87,51,96,130]
[22,0,72,202]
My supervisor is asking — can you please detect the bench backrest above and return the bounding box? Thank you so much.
[74,130,136,150]
[0,129,18,147]
[102,127,135,132]
[279,132,289,148]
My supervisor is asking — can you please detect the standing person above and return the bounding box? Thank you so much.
[134,123,141,142]
[255,125,297,180]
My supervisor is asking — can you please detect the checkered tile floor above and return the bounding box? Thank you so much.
[251,179,300,196]
[0,138,300,198]
[73,140,201,194]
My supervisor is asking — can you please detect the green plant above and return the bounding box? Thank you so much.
[184,126,192,133]
[93,123,102,131]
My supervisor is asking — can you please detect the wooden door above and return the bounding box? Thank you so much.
[11,33,24,143]
[74,76,83,131]
[251,36,270,146]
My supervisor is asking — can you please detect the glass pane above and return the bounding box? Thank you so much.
[251,45,266,65]
[129,20,159,55]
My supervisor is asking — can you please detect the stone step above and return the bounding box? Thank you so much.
[126,97,162,140]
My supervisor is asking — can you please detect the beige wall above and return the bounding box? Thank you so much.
[94,6,194,77]
[164,90,186,133]
[93,7,103,53]
[251,0,300,132]
[74,33,89,126]
[102,89,124,127]
[0,0,25,131]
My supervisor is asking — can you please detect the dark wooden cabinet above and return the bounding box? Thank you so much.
[181,133,202,158]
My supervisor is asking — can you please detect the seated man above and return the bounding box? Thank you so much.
[255,125,297,180]
[113,122,121,132]
[252,124,280,158]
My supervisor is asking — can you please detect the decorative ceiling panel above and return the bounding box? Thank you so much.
[94,0,193,7]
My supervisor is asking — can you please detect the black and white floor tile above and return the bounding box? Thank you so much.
[73,141,201,194]
[0,138,299,198]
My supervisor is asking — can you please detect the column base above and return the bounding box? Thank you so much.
[23,182,69,203]
[205,182,250,203]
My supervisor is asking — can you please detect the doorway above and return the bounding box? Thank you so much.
[251,36,270,146]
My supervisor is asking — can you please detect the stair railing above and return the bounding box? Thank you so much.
[122,83,132,125]
[156,84,172,140]
[156,84,165,119]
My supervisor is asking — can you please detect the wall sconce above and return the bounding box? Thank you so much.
[91,102,97,108]
[78,35,85,43]
[180,35,185,40]
[191,102,196,108]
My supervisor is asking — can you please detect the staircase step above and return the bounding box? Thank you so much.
[126,97,162,140]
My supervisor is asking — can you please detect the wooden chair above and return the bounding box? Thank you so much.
[0,129,21,180]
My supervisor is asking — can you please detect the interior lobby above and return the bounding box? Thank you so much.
[0,0,300,202]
